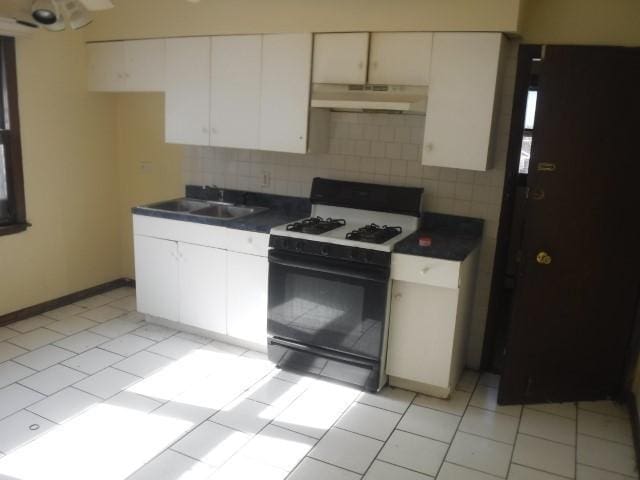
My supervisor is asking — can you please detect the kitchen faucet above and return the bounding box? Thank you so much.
[209,184,224,202]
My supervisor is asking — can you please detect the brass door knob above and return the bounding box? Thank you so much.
[536,251,552,265]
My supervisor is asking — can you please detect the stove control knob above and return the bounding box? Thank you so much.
[295,241,304,252]
[320,245,330,257]
[363,252,372,263]
[282,239,291,250]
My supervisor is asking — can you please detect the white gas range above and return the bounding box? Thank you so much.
[266,178,423,391]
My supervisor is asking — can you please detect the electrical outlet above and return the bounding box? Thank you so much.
[139,161,153,173]
[261,171,271,188]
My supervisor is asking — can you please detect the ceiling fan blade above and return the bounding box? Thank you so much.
[78,0,114,11]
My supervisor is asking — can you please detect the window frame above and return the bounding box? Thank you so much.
[0,35,28,237]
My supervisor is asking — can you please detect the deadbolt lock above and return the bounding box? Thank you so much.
[536,251,552,265]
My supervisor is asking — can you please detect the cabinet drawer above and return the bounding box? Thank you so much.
[225,229,269,257]
[391,254,460,289]
[133,215,227,249]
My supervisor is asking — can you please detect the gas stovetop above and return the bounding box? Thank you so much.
[272,207,418,252]
[271,178,422,253]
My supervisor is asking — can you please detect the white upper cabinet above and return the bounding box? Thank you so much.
[124,39,165,92]
[87,42,125,91]
[423,32,504,171]
[210,35,262,149]
[165,37,211,146]
[87,39,165,92]
[369,32,433,86]
[259,33,312,154]
[312,33,369,84]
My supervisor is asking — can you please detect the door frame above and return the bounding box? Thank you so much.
[480,44,541,372]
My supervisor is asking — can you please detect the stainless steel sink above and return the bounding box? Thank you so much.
[191,204,267,219]
[148,198,210,212]
[144,198,267,221]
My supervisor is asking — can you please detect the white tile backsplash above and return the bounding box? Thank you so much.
[182,41,518,368]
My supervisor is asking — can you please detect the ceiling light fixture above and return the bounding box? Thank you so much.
[31,0,95,31]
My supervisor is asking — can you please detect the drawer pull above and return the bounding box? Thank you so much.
[420,267,429,275]
[247,237,253,244]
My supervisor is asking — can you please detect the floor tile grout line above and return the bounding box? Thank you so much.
[574,461,639,478]
[112,366,283,477]
[357,391,418,479]
[331,424,395,444]
[304,455,368,476]
[374,458,441,478]
[453,428,516,447]
[282,392,384,479]
[444,460,506,478]
[524,403,578,421]
[510,460,578,479]
[516,431,582,448]
[392,426,455,446]
[432,376,478,479]
[576,431,635,448]
[504,395,525,480]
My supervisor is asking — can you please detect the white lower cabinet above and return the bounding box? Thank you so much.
[133,215,269,348]
[386,250,478,398]
[178,242,227,334]
[133,235,180,323]
[226,251,269,345]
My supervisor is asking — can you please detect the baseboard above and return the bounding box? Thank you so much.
[0,278,135,328]
[629,392,640,475]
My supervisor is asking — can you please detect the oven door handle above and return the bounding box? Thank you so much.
[268,250,389,283]
[269,337,378,368]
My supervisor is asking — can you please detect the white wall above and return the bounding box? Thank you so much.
[182,40,518,367]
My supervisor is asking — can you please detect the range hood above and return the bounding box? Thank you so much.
[311,84,427,113]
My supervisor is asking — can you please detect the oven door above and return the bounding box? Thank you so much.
[268,249,390,386]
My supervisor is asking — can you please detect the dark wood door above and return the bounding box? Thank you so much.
[499,46,640,405]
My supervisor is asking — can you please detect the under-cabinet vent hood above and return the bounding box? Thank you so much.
[311,84,427,113]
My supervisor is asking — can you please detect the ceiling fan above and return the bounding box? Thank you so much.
[30,0,114,31]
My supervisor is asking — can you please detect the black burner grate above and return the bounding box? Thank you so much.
[346,224,402,244]
[286,216,347,235]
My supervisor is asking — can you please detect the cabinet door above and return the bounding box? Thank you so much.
[369,32,433,86]
[210,35,262,149]
[226,251,268,345]
[386,281,458,389]
[134,235,180,322]
[423,33,504,171]
[165,37,211,146]
[312,33,368,84]
[125,39,165,92]
[178,242,227,334]
[259,33,312,154]
[87,42,126,92]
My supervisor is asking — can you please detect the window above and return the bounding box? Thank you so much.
[0,36,27,236]
[518,89,537,174]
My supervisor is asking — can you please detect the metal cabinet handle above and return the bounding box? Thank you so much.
[420,267,429,275]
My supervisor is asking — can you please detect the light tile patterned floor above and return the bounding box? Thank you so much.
[0,288,637,479]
